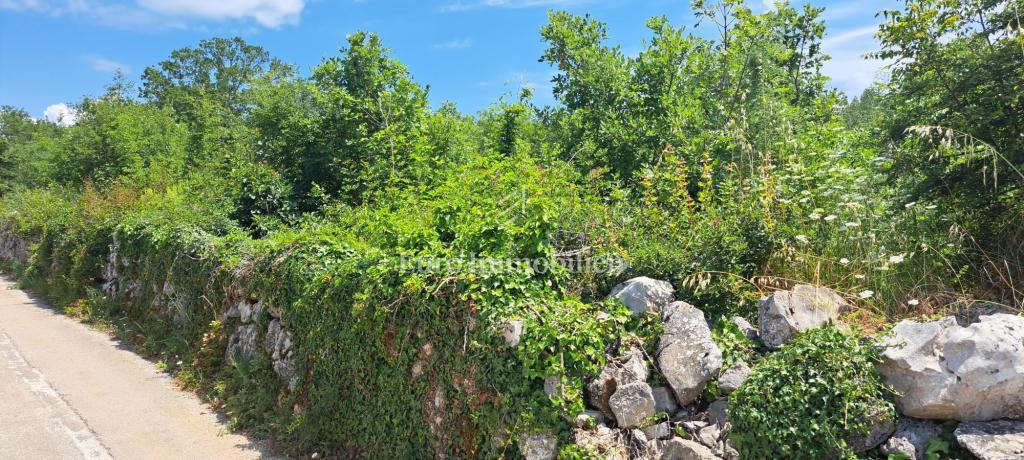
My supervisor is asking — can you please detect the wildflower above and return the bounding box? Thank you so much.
[795,235,810,244]
[888,254,906,264]
[839,258,850,265]
[926,205,937,210]
[844,222,861,228]
[854,274,865,280]
[858,290,874,299]
[809,212,822,220]
[799,197,811,203]
[824,215,838,222]
[904,201,917,208]
[907,299,920,306]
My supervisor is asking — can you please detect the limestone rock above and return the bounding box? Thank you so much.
[609,381,657,429]
[610,277,675,315]
[758,284,847,348]
[658,301,722,405]
[955,420,1024,460]
[226,324,258,360]
[643,422,672,441]
[847,406,896,453]
[730,316,759,342]
[499,319,524,347]
[660,437,722,460]
[265,319,297,390]
[587,348,649,418]
[877,314,1024,421]
[880,419,941,460]
[717,362,751,394]
[707,399,729,428]
[574,425,628,460]
[574,410,606,428]
[544,375,563,399]
[520,433,558,460]
[652,386,679,414]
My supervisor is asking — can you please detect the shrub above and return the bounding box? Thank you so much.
[729,326,894,459]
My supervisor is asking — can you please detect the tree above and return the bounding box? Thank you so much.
[141,37,277,169]
[0,106,37,193]
[874,0,1024,242]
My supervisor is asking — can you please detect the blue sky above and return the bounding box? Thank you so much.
[0,0,894,121]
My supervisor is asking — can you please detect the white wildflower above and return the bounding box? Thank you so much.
[839,258,850,265]
[824,215,838,222]
[858,290,874,299]
[904,201,917,208]
[795,235,810,244]
[907,299,920,306]
[888,254,906,264]
[926,205,937,210]
[844,222,861,228]
[809,212,822,220]
[854,274,865,280]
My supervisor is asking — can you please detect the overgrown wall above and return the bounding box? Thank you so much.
[0,220,596,458]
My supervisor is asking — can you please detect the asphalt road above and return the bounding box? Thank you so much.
[0,275,268,460]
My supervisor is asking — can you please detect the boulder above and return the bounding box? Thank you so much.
[587,348,648,418]
[498,319,523,347]
[225,324,258,360]
[880,419,941,460]
[610,277,675,315]
[758,284,847,349]
[657,302,722,405]
[660,437,722,460]
[652,386,679,414]
[643,422,672,441]
[730,316,759,342]
[266,319,298,390]
[520,433,558,460]
[574,425,628,460]
[955,420,1024,460]
[847,406,896,453]
[609,381,657,429]
[573,410,606,428]
[877,314,1024,421]
[707,399,729,428]
[717,362,751,394]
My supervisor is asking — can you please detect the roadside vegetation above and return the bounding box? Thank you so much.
[0,0,1020,457]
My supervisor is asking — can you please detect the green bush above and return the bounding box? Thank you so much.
[729,326,894,459]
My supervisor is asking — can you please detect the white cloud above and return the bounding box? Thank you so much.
[85,55,130,73]
[442,0,588,12]
[137,0,304,28]
[43,103,78,127]
[0,0,306,29]
[433,38,473,50]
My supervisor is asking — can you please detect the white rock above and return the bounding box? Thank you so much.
[877,314,1024,421]
[730,316,759,342]
[657,302,722,405]
[643,422,672,441]
[574,425,628,460]
[652,386,679,414]
[660,437,722,460]
[955,420,1024,460]
[880,419,941,460]
[610,277,675,315]
[499,319,524,347]
[587,348,649,418]
[707,399,729,428]
[758,284,847,348]
[717,362,751,394]
[609,381,657,429]
[520,433,558,460]
[848,406,896,453]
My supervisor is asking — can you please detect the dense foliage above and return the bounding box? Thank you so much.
[728,326,894,458]
[0,0,1020,457]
